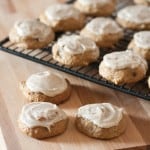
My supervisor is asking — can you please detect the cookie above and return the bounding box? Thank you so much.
[9,19,55,49]
[80,17,123,47]
[74,0,116,17]
[20,71,71,104]
[76,103,126,139]
[99,50,148,85]
[18,102,68,139]
[52,34,100,67]
[128,31,150,61]
[116,5,150,30]
[39,3,85,32]
[134,0,150,5]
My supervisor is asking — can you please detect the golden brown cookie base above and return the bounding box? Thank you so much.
[18,118,68,139]
[75,114,126,139]
[74,0,116,16]
[81,29,123,47]
[128,40,150,61]
[116,18,150,30]
[134,0,150,5]
[99,61,146,85]
[52,43,99,67]
[9,28,55,49]
[39,13,85,32]
[20,79,71,104]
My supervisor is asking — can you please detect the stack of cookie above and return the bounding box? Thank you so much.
[18,70,127,140]
[9,1,150,84]
[116,4,150,86]
[8,0,150,140]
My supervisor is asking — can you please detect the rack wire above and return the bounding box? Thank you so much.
[0,0,150,100]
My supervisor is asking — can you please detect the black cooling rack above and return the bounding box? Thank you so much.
[0,0,150,101]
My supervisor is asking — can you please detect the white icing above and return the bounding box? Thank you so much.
[19,102,67,130]
[45,4,80,22]
[78,0,112,5]
[14,20,51,41]
[57,35,99,54]
[103,51,148,73]
[85,17,122,35]
[117,5,150,24]
[77,103,123,128]
[26,71,68,97]
[134,31,150,49]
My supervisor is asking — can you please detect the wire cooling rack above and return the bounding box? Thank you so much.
[0,0,150,101]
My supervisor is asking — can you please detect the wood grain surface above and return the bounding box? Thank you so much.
[0,0,150,150]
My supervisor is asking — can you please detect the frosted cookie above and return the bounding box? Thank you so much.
[128,31,150,61]
[9,19,55,49]
[52,35,100,67]
[20,71,71,104]
[74,0,116,17]
[99,51,148,85]
[39,3,85,32]
[80,17,123,47]
[18,102,68,139]
[134,0,150,5]
[76,103,126,139]
[116,5,150,30]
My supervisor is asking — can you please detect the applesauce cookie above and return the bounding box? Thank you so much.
[76,103,126,139]
[18,102,68,139]
[99,51,148,85]
[52,34,100,67]
[74,0,116,17]
[20,71,71,104]
[128,31,150,61]
[9,19,55,49]
[80,17,123,47]
[116,5,150,30]
[39,3,85,32]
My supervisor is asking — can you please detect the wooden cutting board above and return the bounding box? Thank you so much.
[0,0,150,150]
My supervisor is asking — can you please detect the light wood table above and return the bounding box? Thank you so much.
[0,0,150,150]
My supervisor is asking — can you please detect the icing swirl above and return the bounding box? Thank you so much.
[26,71,68,97]
[14,19,51,41]
[85,17,122,35]
[57,35,99,55]
[19,102,67,130]
[45,4,80,22]
[134,31,150,49]
[77,103,123,128]
[117,5,150,24]
[103,50,148,72]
